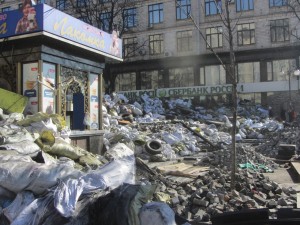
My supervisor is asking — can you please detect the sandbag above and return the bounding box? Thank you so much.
[0,126,34,145]
[17,112,65,132]
[0,160,82,195]
[0,140,40,155]
[44,140,85,160]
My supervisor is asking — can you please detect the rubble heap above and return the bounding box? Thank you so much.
[0,93,299,224]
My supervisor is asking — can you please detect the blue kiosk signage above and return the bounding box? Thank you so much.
[0,4,122,60]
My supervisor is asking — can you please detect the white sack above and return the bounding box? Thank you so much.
[0,160,82,195]
[0,140,40,155]
[0,126,34,144]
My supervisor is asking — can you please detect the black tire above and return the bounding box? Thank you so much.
[145,139,162,155]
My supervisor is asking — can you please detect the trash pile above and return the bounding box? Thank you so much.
[0,93,299,225]
[102,93,300,222]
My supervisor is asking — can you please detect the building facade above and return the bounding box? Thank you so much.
[2,0,300,116]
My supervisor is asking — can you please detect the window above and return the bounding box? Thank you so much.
[200,65,226,85]
[206,27,223,48]
[1,7,10,12]
[76,0,85,7]
[141,70,164,89]
[237,62,260,83]
[148,3,163,25]
[123,37,137,57]
[123,8,137,28]
[176,0,191,20]
[149,34,164,55]
[177,30,193,52]
[237,23,255,45]
[267,59,296,81]
[270,19,289,42]
[169,67,194,87]
[115,73,136,91]
[236,0,254,12]
[18,3,23,9]
[205,0,222,16]
[56,0,68,10]
[269,0,287,7]
[100,12,111,32]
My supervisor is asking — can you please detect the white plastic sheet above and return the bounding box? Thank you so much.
[53,143,135,217]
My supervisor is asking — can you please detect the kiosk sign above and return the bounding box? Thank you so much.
[0,4,122,60]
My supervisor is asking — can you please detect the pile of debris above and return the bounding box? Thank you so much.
[0,93,299,224]
[102,94,300,223]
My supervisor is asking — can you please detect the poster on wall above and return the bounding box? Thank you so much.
[89,74,99,129]
[42,62,56,114]
[0,4,43,39]
[23,62,39,115]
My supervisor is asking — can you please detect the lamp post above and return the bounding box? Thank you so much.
[284,69,300,104]
[294,69,300,93]
[286,69,300,122]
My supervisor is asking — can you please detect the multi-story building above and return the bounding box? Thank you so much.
[2,0,300,116]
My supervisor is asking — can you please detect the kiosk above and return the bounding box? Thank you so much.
[0,3,122,154]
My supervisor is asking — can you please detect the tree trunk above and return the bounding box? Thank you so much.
[225,1,237,191]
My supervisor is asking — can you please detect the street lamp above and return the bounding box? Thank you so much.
[282,68,300,103]
[294,69,300,94]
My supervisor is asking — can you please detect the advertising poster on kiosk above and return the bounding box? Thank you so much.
[89,74,99,129]
[0,3,43,39]
[42,62,56,114]
[23,62,39,115]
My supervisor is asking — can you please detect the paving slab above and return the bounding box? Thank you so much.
[263,166,300,192]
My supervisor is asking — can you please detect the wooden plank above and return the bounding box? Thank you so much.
[156,162,209,178]
[182,166,210,175]
[156,162,192,173]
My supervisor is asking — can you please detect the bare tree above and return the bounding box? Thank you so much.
[177,0,238,190]
[64,0,147,93]
[286,0,300,40]
[287,0,300,21]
